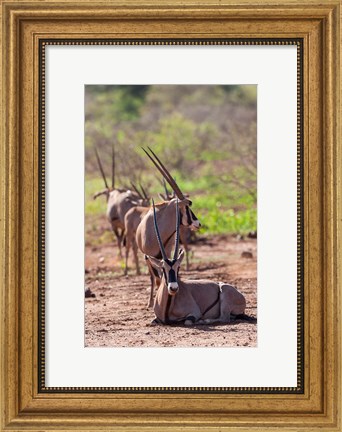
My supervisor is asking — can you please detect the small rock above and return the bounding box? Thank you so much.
[241,251,253,259]
[247,231,257,239]
[145,331,150,335]
[99,256,105,263]
[85,288,96,298]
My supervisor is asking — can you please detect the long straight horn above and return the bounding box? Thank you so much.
[131,182,144,199]
[152,199,168,261]
[94,146,109,189]
[142,147,185,200]
[147,147,185,200]
[111,143,115,189]
[139,183,149,200]
[173,199,180,260]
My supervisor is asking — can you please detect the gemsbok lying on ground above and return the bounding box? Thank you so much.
[147,199,248,326]
[136,147,201,307]
[93,145,148,258]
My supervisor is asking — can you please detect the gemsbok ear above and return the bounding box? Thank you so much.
[178,198,192,207]
[147,255,163,270]
[178,249,185,263]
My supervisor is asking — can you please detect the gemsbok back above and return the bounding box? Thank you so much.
[147,199,248,326]
[136,147,201,306]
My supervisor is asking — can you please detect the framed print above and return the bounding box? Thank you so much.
[1,1,341,431]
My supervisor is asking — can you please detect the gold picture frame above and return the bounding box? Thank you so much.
[0,1,340,430]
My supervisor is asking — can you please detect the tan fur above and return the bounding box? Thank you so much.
[136,198,200,307]
[179,226,192,271]
[95,188,148,259]
[160,193,193,270]
[136,198,198,257]
[123,206,149,276]
[150,251,246,325]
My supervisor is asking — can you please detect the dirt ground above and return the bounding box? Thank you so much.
[85,219,257,347]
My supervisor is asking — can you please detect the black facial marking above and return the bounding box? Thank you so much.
[190,208,198,221]
[165,258,176,267]
[168,268,177,283]
[185,206,192,225]
[163,259,178,284]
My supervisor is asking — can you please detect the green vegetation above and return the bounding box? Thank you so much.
[86,176,256,235]
[85,85,257,235]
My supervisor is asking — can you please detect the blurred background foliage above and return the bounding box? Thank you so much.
[85,85,257,235]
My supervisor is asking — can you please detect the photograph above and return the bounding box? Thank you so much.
[84,84,258,347]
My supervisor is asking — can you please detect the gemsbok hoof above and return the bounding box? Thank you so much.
[184,319,194,326]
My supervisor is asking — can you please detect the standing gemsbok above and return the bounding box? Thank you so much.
[136,147,201,307]
[123,184,150,276]
[147,199,248,325]
[93,145,148,258]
